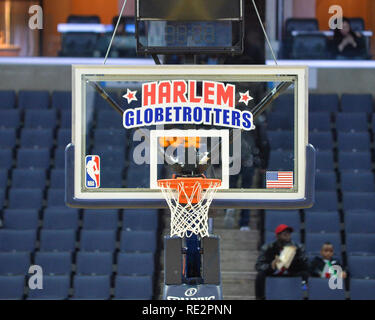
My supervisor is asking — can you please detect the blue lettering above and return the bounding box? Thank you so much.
[136,109,142,125]
[232,110,241,127]
[174,106,182,122]
[242,111,254,130]
[165,107,173,122]
[222,109,230,125]
[155,107,164,123]
[144,108,153,124]
[213,108,223,125]
[183,106,192,122]
[124,109,135,128]
[203,107,212,124]
[193,107,203,123]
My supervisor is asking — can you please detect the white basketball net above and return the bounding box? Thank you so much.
[160,180,221,238]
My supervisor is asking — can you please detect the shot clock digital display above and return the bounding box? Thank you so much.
[136,0,244,55]
[143,21,232,48]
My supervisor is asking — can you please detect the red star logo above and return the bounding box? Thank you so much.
[123,89,138,104]
[239,91,253,106]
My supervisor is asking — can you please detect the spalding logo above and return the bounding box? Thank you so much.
[185,288,198,297]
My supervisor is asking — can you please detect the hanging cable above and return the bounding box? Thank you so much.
[251,0,278,65]
[104,0,128,64]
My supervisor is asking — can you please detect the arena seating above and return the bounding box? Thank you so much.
[263,92,375,300]
[0,90,159,300]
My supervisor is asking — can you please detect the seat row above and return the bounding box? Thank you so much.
[0,274,153,300]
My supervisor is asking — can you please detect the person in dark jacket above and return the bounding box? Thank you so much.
[333,17,366,60]
[255,224,309,300]
[309,242,347,279]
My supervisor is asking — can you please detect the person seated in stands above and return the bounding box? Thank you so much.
[333,17,366,60]
[309,242,347,279]
[255,224,309,300]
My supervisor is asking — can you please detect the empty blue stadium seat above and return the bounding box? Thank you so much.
[83,209,118,230]
[0,129,17,149]
[114,276,153,300]
[304,212,341,233]
[264,210,300,232]
[0,230,36,252]
[341,94,373,113]
[94,129,127,147]
[315,172,336,191]
[96,110,122,129]
[315,151,334,171]
[17,148,50,169]
[80,230,116,252]
[309,132,334,151]
[0,149,13,169]
[0,90,16,109]
[52,91,71,110]
[43,208,79,230]
[53,147,66,168]
[338,152,372,171]
[120,231,157,253]
[0,252,30,275]
[350,279,375,300]
[91,148,126,169]
[34,252,72,275]
[100,169,124,188]
[50,169,65,189]
[76,252,113,275]
[307,192,338,212]
[265,277,303,300]
[337,132,371,152]
[268,131,294,151]
[0,276,25,299]
[265,231,301,244]
[18,90,49,109]
[345,212,375,233]
[125,164,150,188]
[24,110,57,129]
[0,169,7,189]
[308,278,346,300]
[117,252,155,275]
[348,256,375,279]
[273,94,294,112]
[346,234,375,256]
[40,230,76,252]
[8,189,43,209]
[309,113,331,132]
[267,151,294,171]
[47,189,66,207]
[28,275,70,300]
[267,112,293,131]
[60,111,72,129]
[73,275,111,300]
[122,210,159,231]
[336,113,368,132]
[309,94,339,113]
[342,193,375,211]
[57,129,71,147]
[0,110,21,128]
[20,128,54,149]
[305,233,341,255]
[341,172,375,192]
[3,209,39,230]
[12,169,46,189]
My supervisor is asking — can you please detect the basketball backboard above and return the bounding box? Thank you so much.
[66,65,315,209]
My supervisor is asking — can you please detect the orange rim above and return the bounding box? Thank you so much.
[158,177,221,204]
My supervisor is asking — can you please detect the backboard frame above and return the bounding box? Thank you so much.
[66,65,315,209]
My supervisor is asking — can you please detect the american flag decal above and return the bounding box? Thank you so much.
[266,171,294,189]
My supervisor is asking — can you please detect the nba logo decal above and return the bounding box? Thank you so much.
[85,155,100,188]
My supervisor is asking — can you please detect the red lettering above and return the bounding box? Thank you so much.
[142,82,156,106]
[203,81,215,105]
[189,80,201,104]
[173,81,188,104]
[217,83,235,107]
[158,81,171,104]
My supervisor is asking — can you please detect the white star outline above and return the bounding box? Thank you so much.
[238,90,253,106]
[122,89,138,104]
